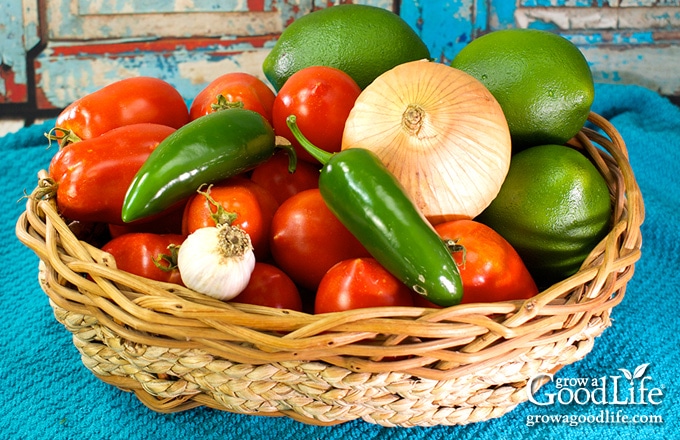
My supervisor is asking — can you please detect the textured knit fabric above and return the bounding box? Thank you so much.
[1,83,678,439]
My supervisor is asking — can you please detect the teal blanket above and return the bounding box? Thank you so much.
[1,83,678,439]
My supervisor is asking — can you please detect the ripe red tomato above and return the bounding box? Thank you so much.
[272,66,361,163]
[231,262,303,311]
[53,77,188,145]
[189,72,276,124]
[269,189,370,291]
[181,177,279,260]
[432,219,539,305]
[108,204,185,238]
[101,233,185,285]
[249,150,320,204]
[49,123,176,225]
[315,258,414,314]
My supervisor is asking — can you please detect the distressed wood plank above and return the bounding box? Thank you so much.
[400,1,680,97]
[8,0,680,114]
[583,44,680,95]
[515,6,680,29]
[33,0,399,109]
[0,0,40,104]
[75,0,253,15]
[45,0,307,40]
[620,0,680,6]
[34,37,273,108]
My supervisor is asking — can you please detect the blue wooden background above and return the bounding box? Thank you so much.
[1,0,679,120]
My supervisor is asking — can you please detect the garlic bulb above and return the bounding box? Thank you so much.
[342,59,512,223]
[177,224,256,301]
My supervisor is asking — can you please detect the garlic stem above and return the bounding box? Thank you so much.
[217,225,252,261]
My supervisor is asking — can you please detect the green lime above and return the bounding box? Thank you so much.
[477,144,611,286]
[262,4,430,91]
[451,29,594,150]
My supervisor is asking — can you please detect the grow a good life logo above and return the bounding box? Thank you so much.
[525,363,665,427]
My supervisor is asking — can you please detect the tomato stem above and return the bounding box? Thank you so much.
[210,94,245,112]
[196,184,238,226]
[44,127,82,148]
[153,244,180,272]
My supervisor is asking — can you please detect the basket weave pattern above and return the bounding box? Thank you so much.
[16,113,643,427]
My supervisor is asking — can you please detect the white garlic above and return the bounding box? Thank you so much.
[177,224,256,301]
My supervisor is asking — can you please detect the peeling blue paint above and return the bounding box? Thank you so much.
[4,0,680,109]
[472,0,487,36]
[399,0,423,32]
[520,0,595,6]
[489,0,515,29]
[598,70,622,82]
[315,0,394,10]
[564,33,605,45]
[614,31,655,44]
[76,0,252,15]
[1,1,27,88]
[35,39,270,106]
[49,1,84,39]
[400,0,680,96]
[401,0,477,62]
[526,21,558,30]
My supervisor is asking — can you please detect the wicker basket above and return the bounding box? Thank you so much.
[15,112,643,427]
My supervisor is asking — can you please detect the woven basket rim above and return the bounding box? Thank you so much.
[15,111,644,426]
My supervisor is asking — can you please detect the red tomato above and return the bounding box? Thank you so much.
[53,77,188,145]
[250,150,320,204]
[432,219,539,305]
[315,258,414,314]
[270,189,370,291]
[272,66,361,163]
[101,233,185,285]
[181,177,279,260]
[231,262,303,311]
[49,123,176,225]
[108,204,185,238]
[189,72,276,123]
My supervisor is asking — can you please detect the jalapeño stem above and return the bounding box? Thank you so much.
[286,115,333,165]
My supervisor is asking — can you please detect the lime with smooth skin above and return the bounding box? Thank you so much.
[263,4,431,91]
[452,29,594,150]
[477,144,611,286]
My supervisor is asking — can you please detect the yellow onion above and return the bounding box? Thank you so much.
[342,59,511,223]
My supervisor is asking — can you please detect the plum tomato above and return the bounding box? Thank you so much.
[231,262,303,311]
[270,188,370,291]
[108,203,185,238]
[250,150,320,204]
[181,177,279,260]
[52,77,189,145]
[432,219,539,305]
[315,258,414,314]
[189,72,276,124]
[48,123,177,225]
[101,233,185,285]
[272,66,361,163]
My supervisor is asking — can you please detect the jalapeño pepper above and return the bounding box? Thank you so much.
[287,116,463,306]
[122,108,277,223]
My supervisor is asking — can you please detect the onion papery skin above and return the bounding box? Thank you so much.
[342,60,512,224]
